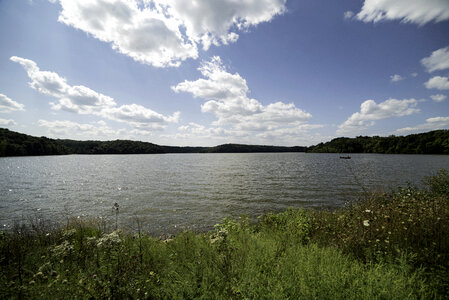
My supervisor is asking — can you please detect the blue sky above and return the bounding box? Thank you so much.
[0,0,448,146]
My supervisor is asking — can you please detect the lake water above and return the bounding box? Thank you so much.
[1,153,449,235]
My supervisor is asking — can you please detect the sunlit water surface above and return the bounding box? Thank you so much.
[1,153,448,235]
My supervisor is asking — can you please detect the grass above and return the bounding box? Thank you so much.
[0,169,448,299]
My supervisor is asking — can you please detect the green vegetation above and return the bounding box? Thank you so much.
[57,139,165,155]
[0,128,70,156]
[2,127,449,157]
[1,170,448,298]
[307,130,449,154]
[206,143,306,153]
[0,128,305,156]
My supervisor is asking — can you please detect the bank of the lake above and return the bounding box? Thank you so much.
[3,152,449,236]
[1,170,448,299]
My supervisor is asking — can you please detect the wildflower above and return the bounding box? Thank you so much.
[363,220,370,227]
[52,240,74,259]
[97,231,121,248]
[86,236,98,247]
[34,272,44,278]
[364,209,371,213]
[62,229,76,239]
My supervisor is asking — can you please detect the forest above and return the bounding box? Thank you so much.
[306,130,449,154]
[1,128,448,156]
[0,128,304,156]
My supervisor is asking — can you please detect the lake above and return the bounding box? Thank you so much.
[1,153,449,235]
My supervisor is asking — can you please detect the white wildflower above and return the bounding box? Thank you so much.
[52,240,74,259]
[96,231,121,248]
[363,220,370,227]
[62,229,76,239]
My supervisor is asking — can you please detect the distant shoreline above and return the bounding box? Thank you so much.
[1,127,448,157]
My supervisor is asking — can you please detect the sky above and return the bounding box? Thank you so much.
[0,0,448,146]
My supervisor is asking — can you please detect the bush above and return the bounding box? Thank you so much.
[1,170,447,298]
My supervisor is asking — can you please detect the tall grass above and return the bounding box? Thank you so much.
[1,169,447,299]
[309,169,449,295]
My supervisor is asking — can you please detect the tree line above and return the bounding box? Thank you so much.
[306,130,449,154]
[0,128,305,156]
[1,128,448,157]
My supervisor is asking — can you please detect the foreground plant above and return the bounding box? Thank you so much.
[0,169,447,298]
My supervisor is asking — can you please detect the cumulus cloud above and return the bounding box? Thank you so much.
[51,0,286,67]
[172,56,314,140]
[0,93,24,113]
[166,122,326,146]
[421,46,449,73]
[430,94,447,102]
[153,0,286,50]
[38,119,120,139]
[344,11,355,20]
[177,122,232,138]
[11,56,179,129]
[55,0,197,68]
[396,116,449,134]
[338,98,420,135]
[0,118,17,126]
[356,0,449,25]
[11,56,116,115]
[390,74,404,82]
[102,104,180,130]
[425,76,449,90]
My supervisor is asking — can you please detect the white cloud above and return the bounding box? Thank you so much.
[356,0,449,25]
[11,56,116,115]
[11,56,179,130]
[172,56,315,140]
[338,98,420,135]
[430,94,447,102]
[390,74,404,82]
[102,104,180,130]
[177,122,232,138]
[425,76,449,90]
[165,122,327,146]
[55,0,197,68]
[0,93,25,113]
[38,119,120,139]
[396,116,449,134]
[411,72,418,77]
[153,0,287,50]
[421,46,449,73]
[344,11,355,20]
[51,0,287,67]
[0,118,17,126]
